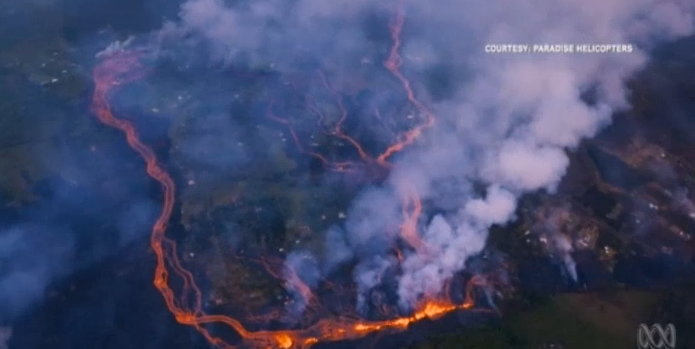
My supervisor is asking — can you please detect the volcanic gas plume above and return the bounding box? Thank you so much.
[86,0,695,348]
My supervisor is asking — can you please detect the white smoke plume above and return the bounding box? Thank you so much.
[95,35,135,58]
[283,251,320,318]
[552,233,578,281]
[160,0,695,310]
[532,204,581,282]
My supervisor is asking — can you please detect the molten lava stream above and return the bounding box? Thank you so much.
[298,2,437,255]
[90,5,478,349]
[265,101,361,174]
[378,1,435,165]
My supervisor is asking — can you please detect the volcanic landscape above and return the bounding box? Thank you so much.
[1,1,694,349]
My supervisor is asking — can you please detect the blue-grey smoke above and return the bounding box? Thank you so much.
[151,0,694,311]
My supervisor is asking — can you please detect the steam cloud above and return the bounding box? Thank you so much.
[157,0,694,312]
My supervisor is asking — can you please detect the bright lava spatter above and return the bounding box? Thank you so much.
[91,6,482,349]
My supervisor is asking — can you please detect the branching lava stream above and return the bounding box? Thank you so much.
[90,6,486,349]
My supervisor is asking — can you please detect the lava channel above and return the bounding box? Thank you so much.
[90,5,485,349]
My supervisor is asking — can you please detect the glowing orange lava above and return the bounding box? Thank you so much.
[90,5,483,349]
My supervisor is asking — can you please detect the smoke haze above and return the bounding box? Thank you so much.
[151,0,695,311]
[2,0,693,337]
[0,327,10,349]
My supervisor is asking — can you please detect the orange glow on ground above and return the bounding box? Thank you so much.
[90,5,487,348]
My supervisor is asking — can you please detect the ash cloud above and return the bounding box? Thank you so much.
[155,0,694,311]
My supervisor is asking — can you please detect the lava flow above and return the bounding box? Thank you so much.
[262,2,435,257]
[90,5,484,349]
